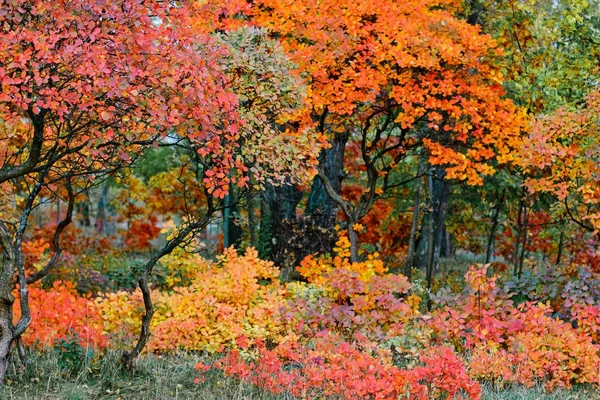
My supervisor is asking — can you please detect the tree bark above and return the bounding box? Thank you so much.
[431,173,450,273]
[258,187,275,260]
[0,298,14,386]
[0,224,22,386]
[424,167,451,309]
[556,229,565,266]
[513,189,525,276]
[247,191,258,247]
[485,189,506,264]
[258,183,303,273]
[305,132,348,253]
[313,166,359,262]
[347,223,360,263]
[405,158,424,280]
[223,189,243,249]
[517,204,529,279]
[425,174,436,295]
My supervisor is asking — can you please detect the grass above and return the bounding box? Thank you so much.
[1,350,598,399]
[0,350,285,400]
[481,382,600,400]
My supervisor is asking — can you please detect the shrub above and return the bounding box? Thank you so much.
[96,247,285,352]
[16,281,106,349]
[430,265,600,390]
[284,238,414,341]
[195,332,480,399]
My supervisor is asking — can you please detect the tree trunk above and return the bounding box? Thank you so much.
[430,167,451,276]
[123,212,213,370]
[517,204,529,279]
[347,222,360,263]
[405,158,425,280]
[223,189,243,249]
[258,187,274,260]
[425,174,436,295]
[0,227,26,386]
[485,189,506,264]
[305,132,348,254]
[0,302,13,386]
[247,191,258,247]
[258,183,303,273]
[121,266,155,371]
[440,227,453,258]
[0,177,48,385]
[425,167,451,309]
[513,189,525,276]
[556,229,565,266]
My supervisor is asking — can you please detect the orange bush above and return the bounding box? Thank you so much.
[16,281,106,349]
[195,332,480,400]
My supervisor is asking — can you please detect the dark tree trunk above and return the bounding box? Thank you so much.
[247,191,258,247]
[123,212,213,370]
[257,131,348,272]
[513,188,525,276]
[485,189,506,264]
[517,204,529,279]
[405,158,425,280]
[258,188,274,260]
[414,217,428,270]
[440,227,453,258]
[425,174,436,310]
[347,223,360,263]
[556,229,565,266]
[305,132,348,254]
[430,168,451,276]
[258,183,303,275]
[425,167,451,309]
[223,189,243,249]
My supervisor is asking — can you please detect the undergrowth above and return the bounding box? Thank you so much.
[1,351,598,399]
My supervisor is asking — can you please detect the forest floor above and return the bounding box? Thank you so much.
[0,351,598,400]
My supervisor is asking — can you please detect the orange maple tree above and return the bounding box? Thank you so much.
[243,0,526,260]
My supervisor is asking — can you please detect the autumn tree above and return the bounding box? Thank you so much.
[520,89,600,234]
[0,0,241,382]
[248,0,525,265]
[214,27,322,255]
[462,0,600,273]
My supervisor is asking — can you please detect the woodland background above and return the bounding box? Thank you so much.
[1,0,600,398]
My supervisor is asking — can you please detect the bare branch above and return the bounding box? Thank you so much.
[27,178,76,284]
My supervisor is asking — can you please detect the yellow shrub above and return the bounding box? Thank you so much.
[96,247,285,352]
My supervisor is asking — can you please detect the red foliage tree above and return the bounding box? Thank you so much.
[0,0,239,383]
